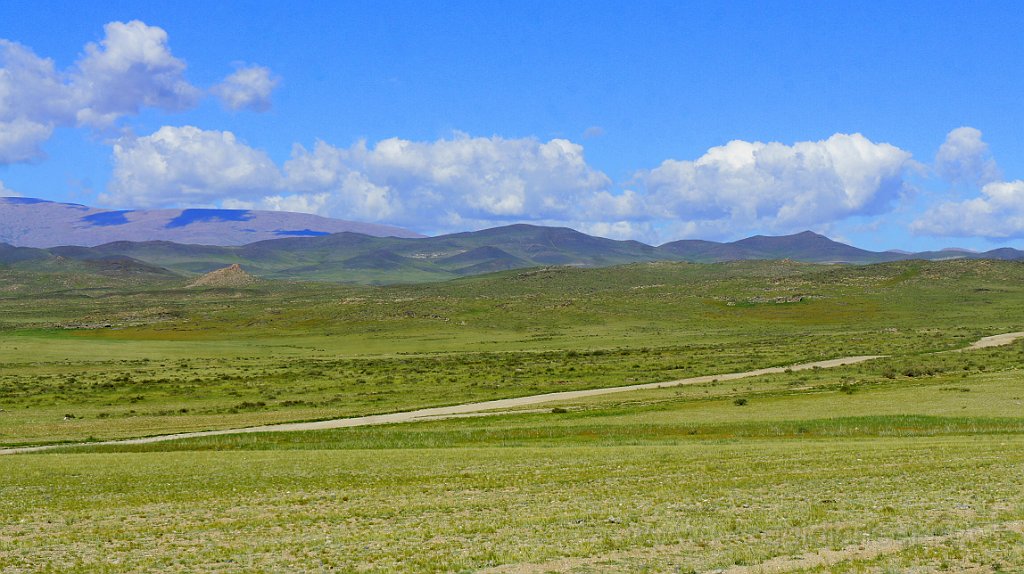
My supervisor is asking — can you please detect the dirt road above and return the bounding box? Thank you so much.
[964,331,1024,350]
[0,354,881,455]
[2,331,1020,455]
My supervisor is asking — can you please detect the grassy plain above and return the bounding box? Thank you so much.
[1,259,1023,571]
[2,259,1021,446]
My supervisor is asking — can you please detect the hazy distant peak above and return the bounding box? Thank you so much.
[0,197,423,247]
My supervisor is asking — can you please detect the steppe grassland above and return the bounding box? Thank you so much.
[1,259,1023,571]
[5,440,1024,572]
[1,259,1021,446]
[4,390,1024,571]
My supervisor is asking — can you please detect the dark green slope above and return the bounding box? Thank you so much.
[436,246,530,275]
[29,224,673,283]
[392,224,664,266]
[1,243,178,277]
[658,231,898,263]
[0,243,52,265]
[730,231,894,262]
[982,248,1024,261]
[7,225,1024,285]
[655,239,753,262]
[49,241,246,274]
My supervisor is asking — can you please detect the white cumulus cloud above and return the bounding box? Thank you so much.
[280,141,401,221]
[0,116,55,164]
[1,20,274,165]
[102,129,618,232]
[212,65,280,112]
[638,133,913,237]
[912,180,1024,239]
[283,134,613,228]
[0,40,74,162]
[912,127,1024,240]
[103,125,283,208]
[72,20,200,127]
[935,126,1000,187]
[100,128,926,242]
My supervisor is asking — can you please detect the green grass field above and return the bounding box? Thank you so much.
[2,259,1023,571]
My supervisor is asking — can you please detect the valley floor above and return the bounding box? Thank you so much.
[2,260,1024,571]
[2,332,1024,572]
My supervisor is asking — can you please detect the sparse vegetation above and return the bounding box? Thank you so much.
[1,258,1023,571]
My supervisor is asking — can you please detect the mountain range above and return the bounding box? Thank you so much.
[0,197,422,247]
[2,197,1022,284]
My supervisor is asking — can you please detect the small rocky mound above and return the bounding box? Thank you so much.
[187,264,259,288]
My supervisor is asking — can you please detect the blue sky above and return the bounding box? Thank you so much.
[0,1,1022,251]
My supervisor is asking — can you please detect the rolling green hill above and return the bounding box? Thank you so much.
[3,224,1023,285]
[661,230,895,263]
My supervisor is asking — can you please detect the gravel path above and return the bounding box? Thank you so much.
[2,331,1020,455]
[964,331,1024,350]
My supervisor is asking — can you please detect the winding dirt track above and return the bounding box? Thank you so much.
[2,332,1022,456]
[964,331,1024,350]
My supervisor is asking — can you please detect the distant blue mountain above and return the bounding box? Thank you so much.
[0,197,423,247]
